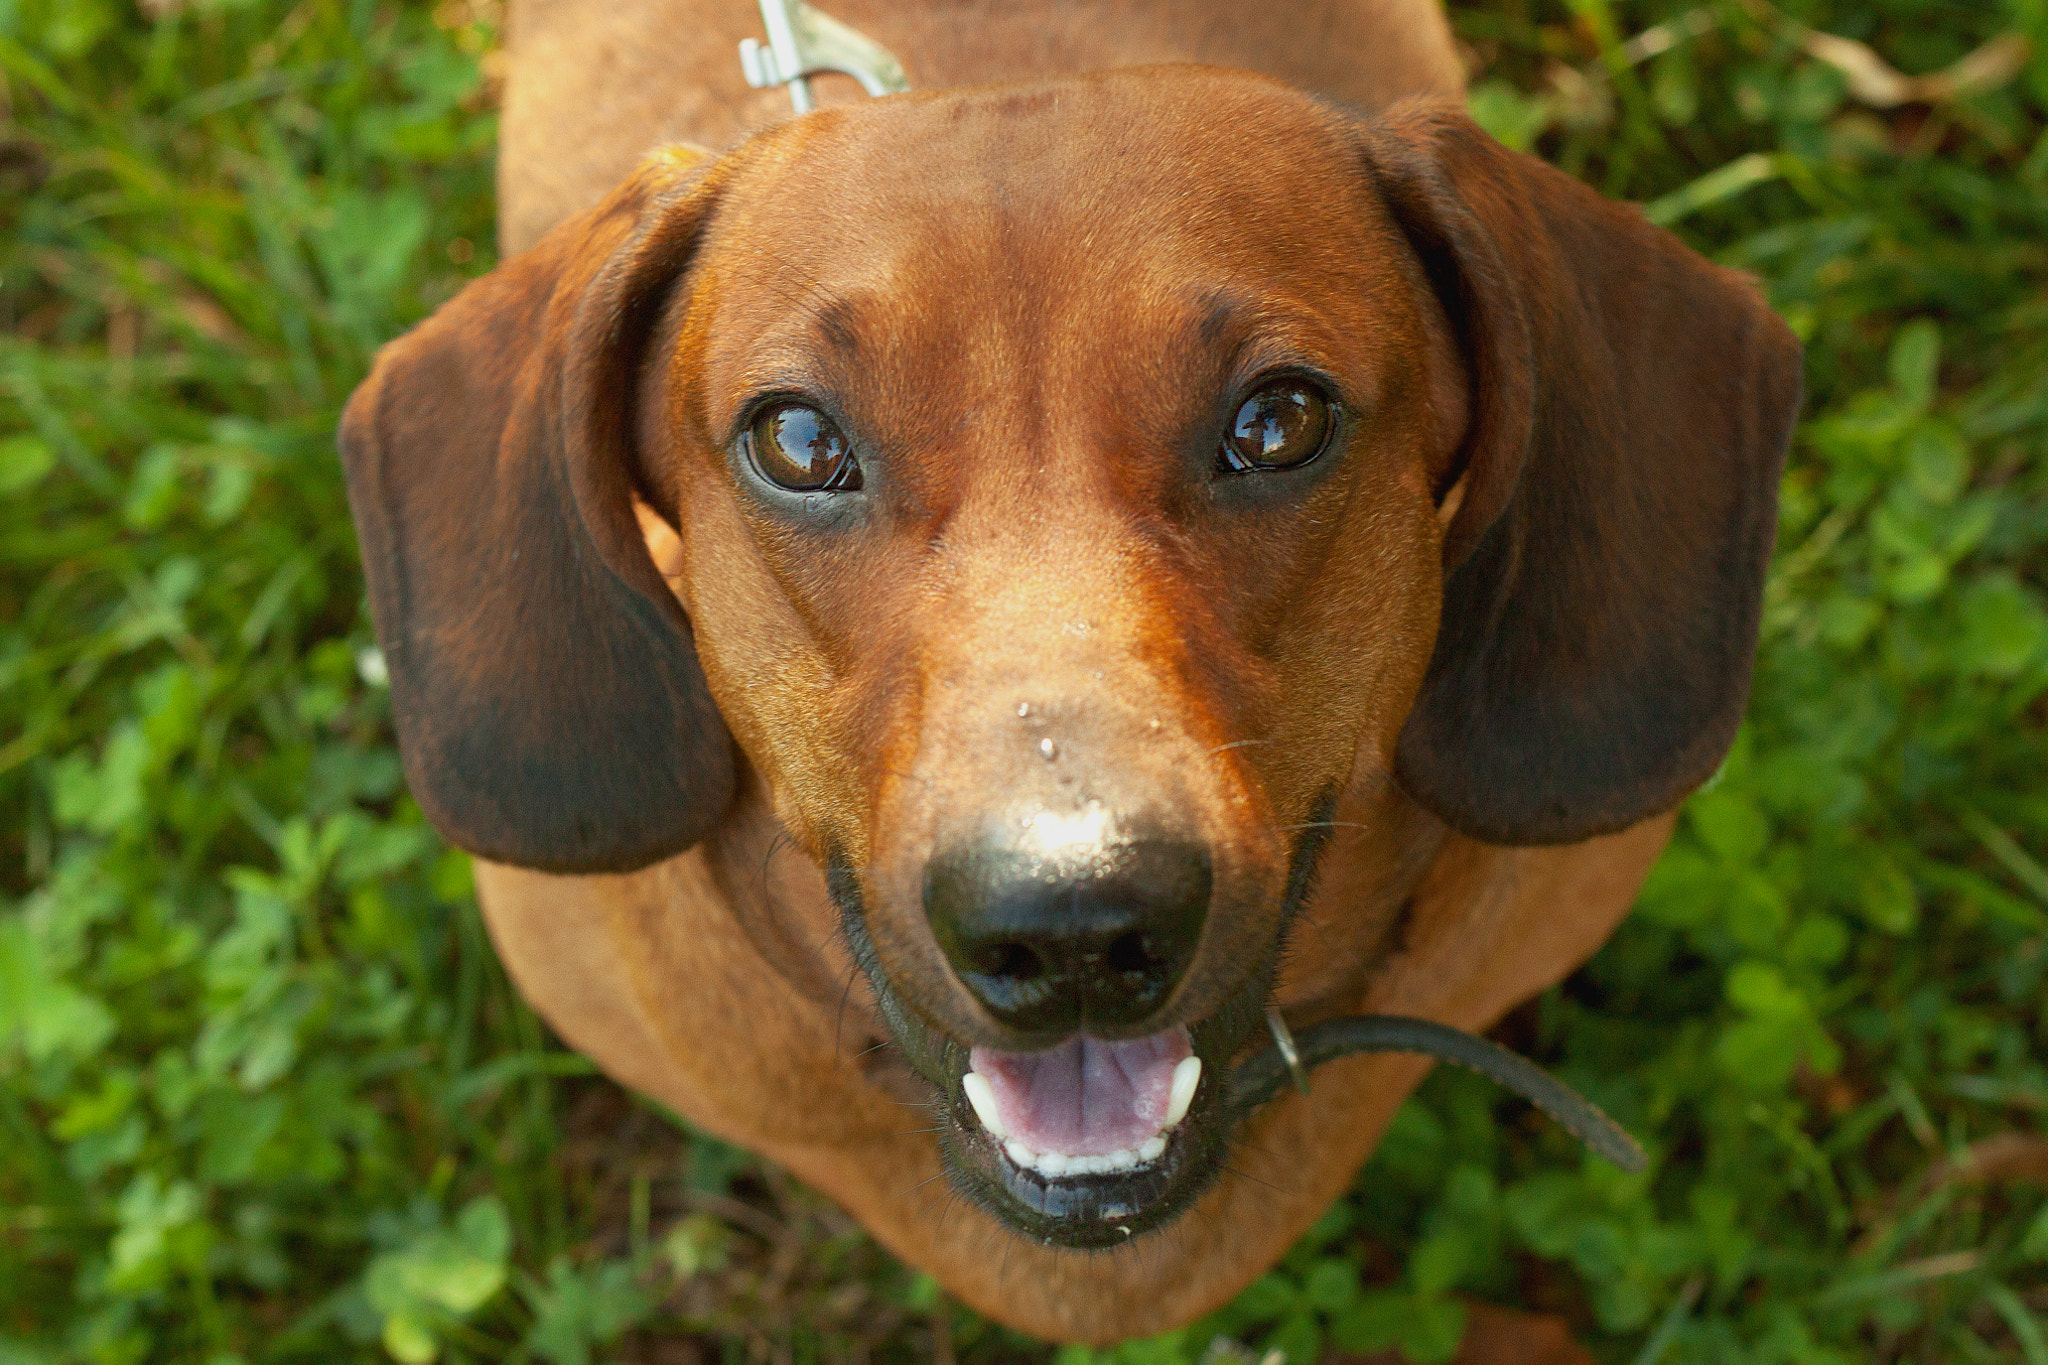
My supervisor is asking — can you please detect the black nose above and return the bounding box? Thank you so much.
[922,834,1211,1035]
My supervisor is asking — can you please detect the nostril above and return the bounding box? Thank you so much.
[1106,930,1152,976]
[924,830,1211,1031]
[979,941,1045,982]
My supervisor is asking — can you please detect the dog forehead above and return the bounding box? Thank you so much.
[683,69,1396,415]
[700,68,1368,297]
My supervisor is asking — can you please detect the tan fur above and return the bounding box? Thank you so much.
[328,1,1801,1350]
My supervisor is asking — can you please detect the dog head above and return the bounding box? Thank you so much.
[340,68,1799,1246]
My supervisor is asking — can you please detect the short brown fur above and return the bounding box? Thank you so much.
[339,1,1800,1350]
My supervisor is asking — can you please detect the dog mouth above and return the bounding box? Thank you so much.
[951,1026,1208,1236]
[964,1029,1200,1176]
[933,1019,1243,1244]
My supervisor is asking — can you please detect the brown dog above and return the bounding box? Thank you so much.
[338,0,1801,1348]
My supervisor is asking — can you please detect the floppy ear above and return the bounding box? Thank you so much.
[339,147,736,873]
[1363,102,1803,845]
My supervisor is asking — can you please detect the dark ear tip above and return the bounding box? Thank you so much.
[1395,701,1746,848]
[395,709,738,875]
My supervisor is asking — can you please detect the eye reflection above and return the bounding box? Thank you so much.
[747,403,862,491]
[1219,381,1332,473]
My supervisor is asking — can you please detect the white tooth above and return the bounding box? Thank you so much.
[1085,1155,1111,1175]
[1139,1135,1167,1161]
[961,1072,1008,1140]
[1037,1152,1069,1177]
[1165,1055,1202,1127]
[1005,1140,1037,1168]
[1108,1149,1134,1170]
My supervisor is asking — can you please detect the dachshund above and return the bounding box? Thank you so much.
[338,0,1801,1349]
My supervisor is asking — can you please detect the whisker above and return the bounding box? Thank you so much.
[892,1171,948,1203]
[833,960,860,1058]
[1270,820,1373,832]
[1208,738,1269,755]
[912,1185,960,1225]
[1221,1163,1290,1195]
[758,830,793,893]
[810,915,851,959]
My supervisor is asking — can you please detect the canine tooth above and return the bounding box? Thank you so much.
[1005,1140,1037,1168]
[1165,1055,1202,1127]
[961,1072,1008,1139]
[1037,1152,1070,1177]
[1139,1135,1167,1161]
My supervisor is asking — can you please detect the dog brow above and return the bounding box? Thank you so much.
[812,296,860,355]
[1194,288,1252,349]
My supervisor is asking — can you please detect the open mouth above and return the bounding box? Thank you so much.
[938,1021,1234,1242]
[963,1028,1201,1177]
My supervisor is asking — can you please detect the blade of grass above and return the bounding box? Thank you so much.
[1645,154,1783,227]
[1954,805,2048,908]
[1983,1281,2048,1365]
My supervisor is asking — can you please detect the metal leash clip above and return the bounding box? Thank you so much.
[739,0,911,114]
[1265,1006,1312,1096]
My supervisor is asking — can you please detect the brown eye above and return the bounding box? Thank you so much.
[746,403,861,491]
[1219,381,1333,473]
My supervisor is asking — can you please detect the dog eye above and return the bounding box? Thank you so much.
[1218,381,1333,473]
[746,403,862,491]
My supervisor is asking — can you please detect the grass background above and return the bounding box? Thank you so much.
[3,0,2046,1361]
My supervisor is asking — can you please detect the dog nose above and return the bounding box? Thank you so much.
[922,833,1212,1035]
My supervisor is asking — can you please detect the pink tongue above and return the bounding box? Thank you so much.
[970,1028,1190,1156]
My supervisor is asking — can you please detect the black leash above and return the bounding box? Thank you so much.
[1227,1014,1647,1173]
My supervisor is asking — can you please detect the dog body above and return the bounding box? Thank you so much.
[341,1,1800,1346]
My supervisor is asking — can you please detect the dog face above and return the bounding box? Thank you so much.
[340,68,1799,1248]
[641,73,1465,1241]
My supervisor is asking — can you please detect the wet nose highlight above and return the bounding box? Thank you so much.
[922,827,1212,1035]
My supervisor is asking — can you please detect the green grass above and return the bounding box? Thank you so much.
[2,1,2045,1361]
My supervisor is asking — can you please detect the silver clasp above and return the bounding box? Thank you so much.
[738,0,911,114]
[1265,1006,1312,1096]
